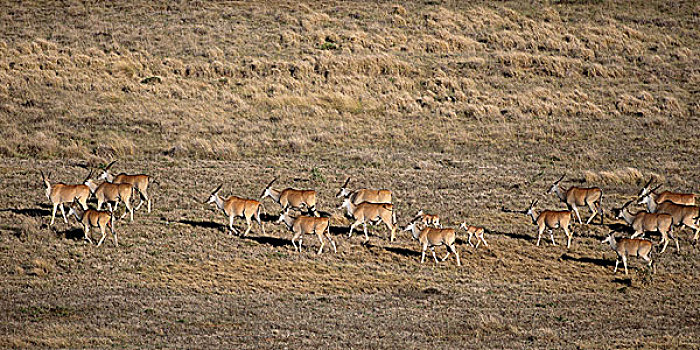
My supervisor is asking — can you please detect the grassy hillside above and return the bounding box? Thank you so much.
[1,1,699,348]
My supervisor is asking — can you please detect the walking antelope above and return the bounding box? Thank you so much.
[260,178,317,216]
[403,222,461,266]
[601,233,654,275]
[411,210,441,228]
[85,176,135,221]
[98,160,152,213]
[205,184,265,237]
[638,178,695,206]
[67,201,117,247]
[276,209,336,254]
[337,197,397,242]
[614,200,677,253]
[638,192,700,242]
[459,222,488,249]
[524,200,575,248]
[41,170,91,226]
[548,175,604,224]
[335,177,392,204]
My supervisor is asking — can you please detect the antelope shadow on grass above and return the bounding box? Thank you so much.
[0,207,51,217]
[241,234,289,248]
[560,253,615,267]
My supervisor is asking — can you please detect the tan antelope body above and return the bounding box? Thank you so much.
[548,175,604,224]
[639,179,695,206]
[86,179,134,221]
[99,160,152,213]
[601,234,653,275]
[68,204,117,247]
[41,170,91,226]
[336,177,392,205]
[338,197,397,242]
[459,222,488,249]
[261,178,317,216]
[206,184,265,236]
[411,210,441,228]
[615,200,677,253]
[276,210,336,254]
[525,200,574,248]
[403,222,461,266]
[638,193,700,242]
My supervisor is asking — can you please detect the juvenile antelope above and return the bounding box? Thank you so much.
[67,201,117,247]
[638,193,700,242]
[459,222,488,249]
[206,184,265,237]
[614,200,677,253]
[260,178,317,216]
[403,222,461,266]
[98,160,152,213]
[335,177,392,204]
[411,210,441,228]
[41,170,91,226]
[548,175,604,224]
[524,200,575,248]
[337,197,397,242]
[85,177,135,221]
[276,210,336,254]
[601,233,654,275]
[638,178,695,206]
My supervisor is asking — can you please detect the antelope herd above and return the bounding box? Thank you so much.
[37,164,699,275]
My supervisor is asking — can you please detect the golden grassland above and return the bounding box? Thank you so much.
[1,0,700,348]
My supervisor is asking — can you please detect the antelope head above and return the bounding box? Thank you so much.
[275,208,292,225]
[205,184,223,205]
[83,169,97,192]
[637,184,661,205]
[403,222,420,240]
[40,170,51,199]
[337,196,352,211]
[525,199,538,223]
[547,175,565,194]
[335,177,351,198]
[260,177,278,199]
[98,160,117,182]
[614,200,634,219]
[637,177,655,198]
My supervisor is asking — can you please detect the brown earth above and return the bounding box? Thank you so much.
[1,1,699,349]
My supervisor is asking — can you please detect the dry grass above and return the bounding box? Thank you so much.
[1,0,699,349]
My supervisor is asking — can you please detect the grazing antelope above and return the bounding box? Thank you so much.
[335,177,392,204]
[525,200,575,248]
[411,210,441,228]
[548,175,604,224]
[459,222,488,249]
[403,222,461,266]
[638,178,695,206]
[276,209,336,254]
[614,200,677,253]
[337,197,397,242]
[260,178,317,216]
[85,177,135,221]
[638,193,700,242]
[67,201,117,247]
[601,233,654,275]
[40,170,91,226]
[98,160,152,213]
[205,184,265,237]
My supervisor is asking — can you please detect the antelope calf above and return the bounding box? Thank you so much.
[85,178,135,221]
[638,178,695,206]
[206,184,265,237]
[403,222,461,266]
[525,200,575,248]
[411,210,441,228]
[336,177,392,204]
[337,197,397,242]
[67,202,117,247]
[261,178,317,216]
[276,210,336,254]
[548,175,604,224]
[98,160,153,213]
[601,233,654,275]
[614,200,677,253]
[459,222,488,249]
[638,193,700,242]
[41,170,91,226]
